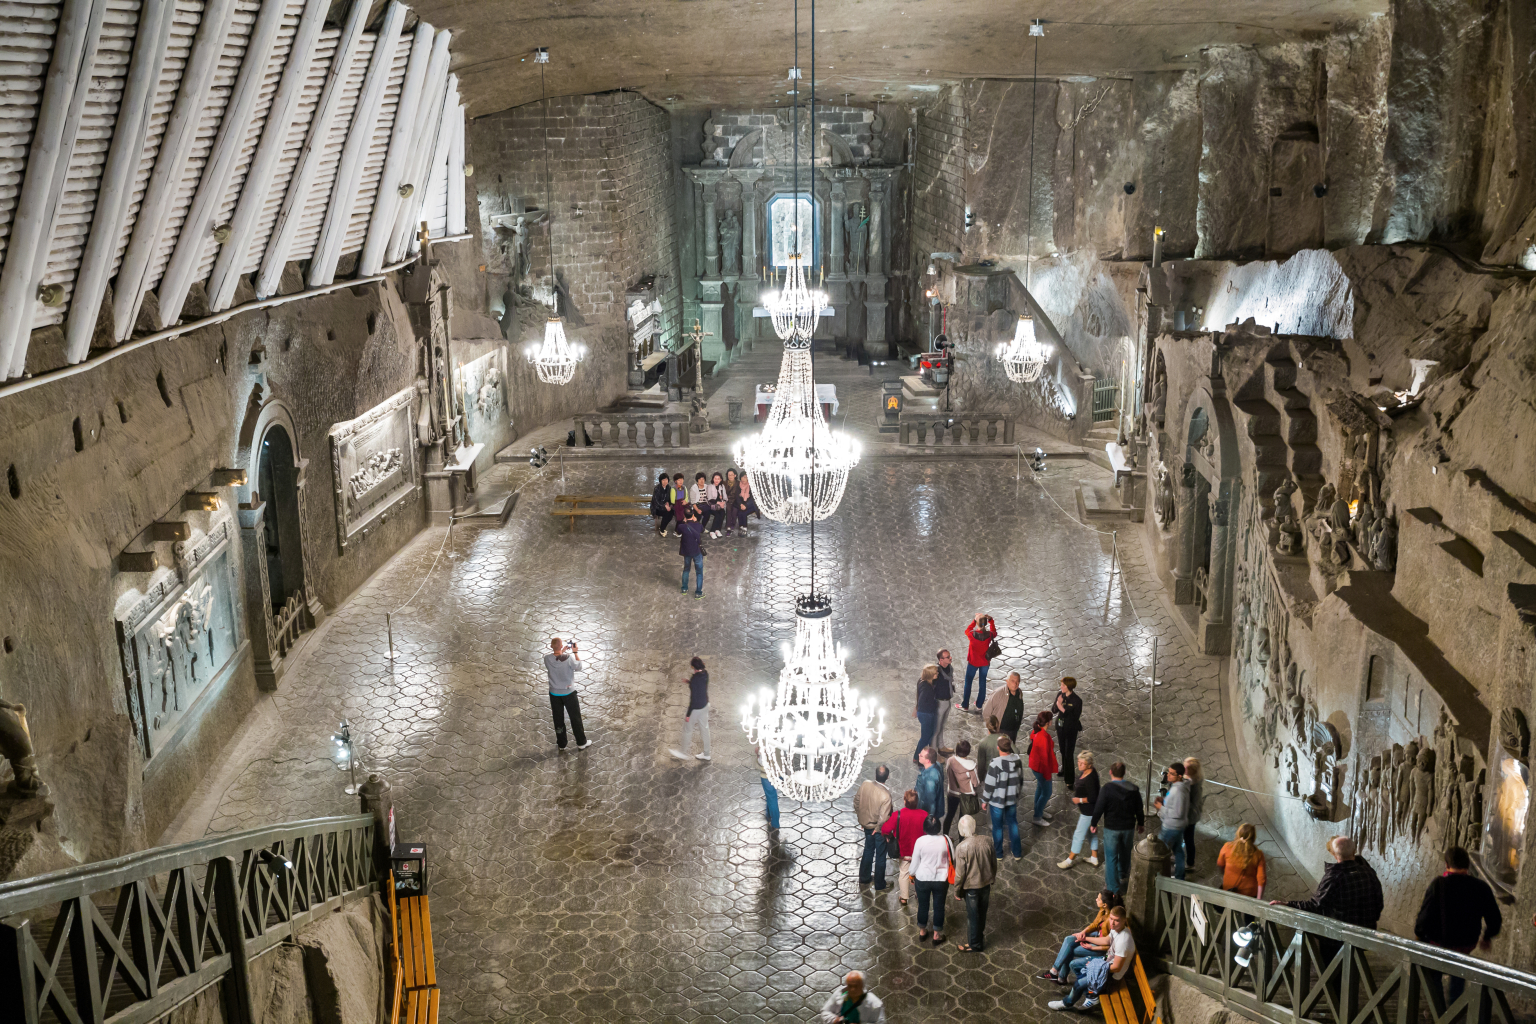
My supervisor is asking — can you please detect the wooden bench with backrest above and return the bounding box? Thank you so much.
[389,874,441,1024]
[549,494,652,532]
[1100,954,1162,1024]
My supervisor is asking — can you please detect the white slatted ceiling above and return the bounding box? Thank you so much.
[144,0,255,291]
[0,1,64,276]
[111,0,200,275]
[193,0,298,283]
[289,29,373,261]
[241,23,333,274]
[423,131,447,237]
[340,30,406,255]
[38,0,139,326]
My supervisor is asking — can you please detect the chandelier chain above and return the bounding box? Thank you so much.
[1026,24,1038,291]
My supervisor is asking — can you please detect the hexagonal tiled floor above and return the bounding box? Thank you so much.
[194,456,1310,1023]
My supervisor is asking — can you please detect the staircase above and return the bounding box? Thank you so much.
[1235,354,1324,519]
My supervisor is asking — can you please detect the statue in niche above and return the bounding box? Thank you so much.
[1154,462,1177,528]
[1329,494,1352,535]
[845,203,868,276]
[1284,746,1301,797]
[1255,626,1271,666]
[1410,746,1436,840]
[719,210,741,277]
[477,366,505,418]
[1353,501,1377,554]
[1310,482,1336,530]
[1307,739,1338,820]
[1272,477,1297,521]
[1150,373,1167,429]
[0,701,42,794]
[1371,510,1398,572]
[1277,509,1304,555]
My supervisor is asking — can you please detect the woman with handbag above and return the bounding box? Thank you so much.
[1028,710,1060,826]
[880,790,927,906]
[960,614,999,712]
[942,740,981,836]
[908,813,954,945]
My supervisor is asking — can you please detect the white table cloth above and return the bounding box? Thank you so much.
[755,384,839,415]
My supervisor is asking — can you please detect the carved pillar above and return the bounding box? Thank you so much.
[739,180,761,350]
[869,179,888,276]
[292,459,323,625]
[828,181,847,278]
[703,181,720,278]
[1198,483,1238,655]
[1174,462,1199,604]
[238,501,282,690]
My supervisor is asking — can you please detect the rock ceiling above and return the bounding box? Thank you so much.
[416,0,1387,116]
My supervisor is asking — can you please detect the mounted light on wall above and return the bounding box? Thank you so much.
[1232,924,1262,970]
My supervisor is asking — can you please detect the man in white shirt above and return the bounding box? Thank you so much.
[1049,906,1135,1011]
[543,637,591,750]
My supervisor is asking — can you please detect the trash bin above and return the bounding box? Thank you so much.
[391,843,429,897]
[882,381,903,424]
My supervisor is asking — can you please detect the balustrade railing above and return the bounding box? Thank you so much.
[0,814,376,1024]
[899,412,1016,446]
[1093,375,1121,422]
[573,412,692,448]
[272,590,308,659]
[1155,877,1536,1024]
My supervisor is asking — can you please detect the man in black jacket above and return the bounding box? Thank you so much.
[1273,836,1384,935]
[1089,761,1144,894]
[1414,847,1501,1005]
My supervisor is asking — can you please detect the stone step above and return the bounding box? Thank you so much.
[1076,484,1139,522]
[455,491,520,528]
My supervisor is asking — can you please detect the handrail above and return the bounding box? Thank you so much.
[1154,877,1536,1024]
[0,814,376,1024]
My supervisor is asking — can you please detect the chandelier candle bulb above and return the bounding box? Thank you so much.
[526,316,586,385]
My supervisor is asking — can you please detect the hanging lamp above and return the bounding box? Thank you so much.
[996,21,1052,384]
[525,47,585,385]
[736,0,859,523]
[764,0,826,343]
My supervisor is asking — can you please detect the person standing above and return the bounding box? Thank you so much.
[1183,756,1204,869]
[942,740,981,837]
[543,637,591,750]
[819,971,885,1024]
[975,715,1003,784]
[1053,677,1083,784]
[1217,823,1267,898]
[650,471,672,536]
[1414,847,1502,1005]
[913,665,940,764]
[960,614,997,712]
[915,747,945,821]
[1089,761,1144,894]
[982,671,1027,743]
[953,813,996,952]
[881,790,927,906]
[855,766,894,891]
[1272,836,1383,935]
[908,814,953,945]
[1058,751,1101,870]
[1155,761,1191,879]
[932,650,955,754]
[757,744,780,831]
[982,734,1024,858]
[678,505,706,598]
[1027,711,1059,826]
[668,657,712,761]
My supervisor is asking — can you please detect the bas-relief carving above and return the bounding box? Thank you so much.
[116,521,243,762]
[718,210,741,276]
[1347,708,1488,858]
[845,202,868,276]
[328,387,420,553]
[0,701,42,793]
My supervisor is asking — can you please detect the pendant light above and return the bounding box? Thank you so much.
[996,20,1052,384]
[764,0,826,343]
[525,48,586,385]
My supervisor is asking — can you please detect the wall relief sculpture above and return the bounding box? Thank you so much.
[116,520,244,762]
[0,701,42,794]
[1483,709,1529,889]
[328,386,420,553]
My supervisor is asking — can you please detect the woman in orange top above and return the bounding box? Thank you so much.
[1217,823,1267,898]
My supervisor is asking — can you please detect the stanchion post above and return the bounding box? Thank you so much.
[1147,636,1158,813]
[386,612,394,672]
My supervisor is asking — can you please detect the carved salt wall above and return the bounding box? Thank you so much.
[328,387,421,553]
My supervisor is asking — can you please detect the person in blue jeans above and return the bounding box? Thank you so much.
[982,734,1024,857]
[1154,761,1191,880]
[1038,890,1120,983]
[1088,761,1145,894]
[1050,908,1136,1012]
[913,664,940,763]
[756,745,780,830]
[960,614,997,711]
[914,747,945,820]
[678,506,706,598]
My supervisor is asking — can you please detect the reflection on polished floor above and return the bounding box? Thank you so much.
[181,456,1309,1023]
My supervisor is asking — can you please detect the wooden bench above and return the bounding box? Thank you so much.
[1101,954,1161,1024]
[550,494,651,532]
[389,875,440,1024]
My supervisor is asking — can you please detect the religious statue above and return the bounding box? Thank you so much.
[1307,740,1338,820]
[1353,501,1377,553]
[1277,509,1304,555]
[1284,746,1301,797]
[1312,482,1336,529]
[0,701,42,794]
[1410,746,1435,840]
[718,210,741,277]
[845,203,868,276]
[1154,463,1176,528]
[1371,510,1398,572]
[1329,494,1352,534]
[1150,373,1167,429]
[1272,477,1297,521]
[1395,739,1420,835]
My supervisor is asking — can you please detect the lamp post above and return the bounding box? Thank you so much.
[332,719,359,795]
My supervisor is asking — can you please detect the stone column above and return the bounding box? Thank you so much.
[740,181,761,350]
[693,179,705,280]
[1174,463,1199,604]
[868,178,888,276]
[864,295,889,361]
[237,501,282,691]
[1198,485,1237,655]
[828,181,847,278]
[1126,832,1172,949]
[698,282,726,370]
[703,181,720,279]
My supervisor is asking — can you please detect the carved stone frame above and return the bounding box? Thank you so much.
[328,386,420,553]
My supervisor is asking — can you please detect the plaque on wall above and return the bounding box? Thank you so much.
[117,520,245,763]
[328,387,420,552]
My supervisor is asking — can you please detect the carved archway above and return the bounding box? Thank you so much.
[1175,383,1242,654]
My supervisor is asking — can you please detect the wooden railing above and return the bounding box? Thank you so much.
[573,412,692,448]
[1093,375,1121,422]
[899,412,1016,446]
[1155,878,1536,1024]
[0,815,376,1024]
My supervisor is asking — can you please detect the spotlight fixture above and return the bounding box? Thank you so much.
[1030,18,1044,36]
[1232,924,1261,969]
[1030,447,1047,473]
[259,848,294,872]
[528,445,550,468]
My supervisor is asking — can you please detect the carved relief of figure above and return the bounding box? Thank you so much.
[1353,501,1377,553]
[1395,740,1419,833]
[1272,477,1297,521]
[1150,373,1167,429]
[1329,494,1352,534]
[1284,746,1301,797]
[1155,462,1177,528]
[1277,509,1304,555]
[0,701,42,794]
[1410,746,1435,840]
[718,210,741,277]
[845,203,868,275]
[1372,512,1398,572]
[1463,767,1484,849]
[1308,740,1338,820]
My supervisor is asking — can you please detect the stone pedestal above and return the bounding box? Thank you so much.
[1127,831,1172,947]
[699,279,727,369]
[864,298,889,360]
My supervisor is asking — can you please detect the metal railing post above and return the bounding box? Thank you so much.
[0,916,40,1024]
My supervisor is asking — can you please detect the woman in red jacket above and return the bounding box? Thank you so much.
[1027,710,1059,826]
[959,614,997,713]
[881,790,928,906]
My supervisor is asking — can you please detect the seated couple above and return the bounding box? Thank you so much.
[1039,893,1136,1012]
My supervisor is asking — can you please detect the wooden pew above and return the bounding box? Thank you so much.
[549,494,651,532]
[1101,954,1162,1024]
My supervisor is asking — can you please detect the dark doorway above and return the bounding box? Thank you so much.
[257,425,305,614]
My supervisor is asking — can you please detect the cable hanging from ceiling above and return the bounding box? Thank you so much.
[996,19,1053,384]
[525,47,586,386]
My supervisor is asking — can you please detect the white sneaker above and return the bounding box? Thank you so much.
[1057,857,1075,869]
[669,749,689,760]
[576,740,592,749]
[1048,1000,1075,1012]
[1088,854,1101,867]
[1033,817,1049,826]
[695,753,712,761]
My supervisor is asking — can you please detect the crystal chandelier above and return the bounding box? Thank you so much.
[742,595,884,803]
[768,251,824,342]
[526,316,585,385]
[996,313,1051,382]
[734,344,860,523]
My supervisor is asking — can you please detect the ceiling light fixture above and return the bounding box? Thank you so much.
[764,0,826,344]
[996,19,1052,384]
[525,47,585,385]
